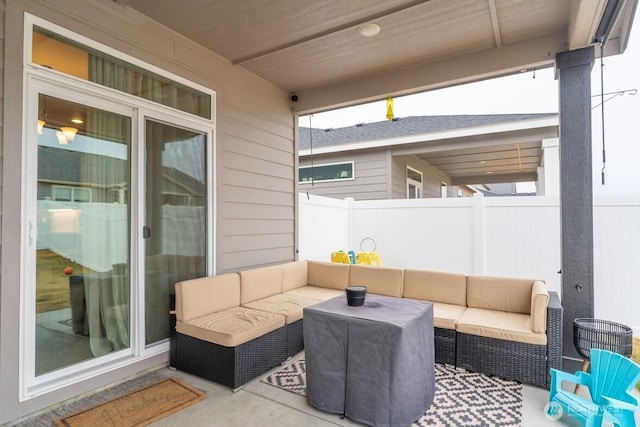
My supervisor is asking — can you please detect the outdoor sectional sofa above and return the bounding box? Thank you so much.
[170,260,562,389]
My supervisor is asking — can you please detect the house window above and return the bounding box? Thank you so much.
[299,161,354,183]
[406,167,423,199]
[32,26,212,120]
[52,185,92,202]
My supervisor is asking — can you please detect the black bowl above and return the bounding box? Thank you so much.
[346,285,367,306]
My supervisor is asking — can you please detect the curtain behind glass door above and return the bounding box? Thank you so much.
[145,120,207,346]
[35,95,131,375]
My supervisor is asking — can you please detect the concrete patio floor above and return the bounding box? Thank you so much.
[150,354,589,427]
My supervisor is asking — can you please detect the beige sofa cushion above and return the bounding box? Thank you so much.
[456,307,547,345]
[284,286,343,302]
[431,302,467,330]
[467,275,534,314]
[282,261,308,292]
[307,261,350,290]
[240,264,283,304]
[402,269,467,306]
[175,273,240,322]
[243,293,317,324]
[349,264,403,297]
[176,306,284,347]
[530,281,549,333]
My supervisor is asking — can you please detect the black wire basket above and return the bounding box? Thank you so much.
[573,318,633,360]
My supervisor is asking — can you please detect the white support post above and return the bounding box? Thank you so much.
[539,138,560,196]
[346,197,355,251]
[471,192,486,275]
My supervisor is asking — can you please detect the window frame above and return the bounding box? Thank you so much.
[299,161,355,184]
[406,166,423,199]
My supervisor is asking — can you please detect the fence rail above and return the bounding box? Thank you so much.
[299,193,640,335]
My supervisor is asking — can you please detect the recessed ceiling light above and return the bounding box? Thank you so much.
[479,160,486,164]
[71,118,84,124]
[358,23,380,37]
[486,171,493,174]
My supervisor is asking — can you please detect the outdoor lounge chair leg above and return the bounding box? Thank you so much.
[574,360,590,393]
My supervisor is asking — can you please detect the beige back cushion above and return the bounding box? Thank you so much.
[530,280,549,332]
[282,261,308,292]
[349,264,403,297]
[175,273,240,322]
[307,261,350,290]
[466,275,534,314]
[240,264,283,304]
[402,269,467,305]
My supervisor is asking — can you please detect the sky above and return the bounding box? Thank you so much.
[301,23,640,196]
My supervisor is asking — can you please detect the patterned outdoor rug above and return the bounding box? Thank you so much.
[262,358,522,427]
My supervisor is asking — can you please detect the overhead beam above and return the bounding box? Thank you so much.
[487,0,502,48]
[292,31,564,114]
[390,132,555,157]
[567,0,607,49]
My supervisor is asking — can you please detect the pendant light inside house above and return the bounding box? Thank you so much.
[60,126,78,141]
[56,130,68,145]
[37,120,45,135]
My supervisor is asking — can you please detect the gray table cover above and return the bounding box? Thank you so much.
[303,294,435,427]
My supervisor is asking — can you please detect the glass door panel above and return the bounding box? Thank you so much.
[145,120,207,346]
[35,95,131,375]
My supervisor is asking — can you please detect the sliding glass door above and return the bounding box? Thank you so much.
[144,119,207,346]
[35,94,132,375]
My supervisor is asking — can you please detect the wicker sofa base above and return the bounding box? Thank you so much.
[456,332,548,388]
[286,319,304,357]
[435,327,456,366]
[174,327,287,389]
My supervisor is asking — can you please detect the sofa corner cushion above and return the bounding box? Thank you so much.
[240,264,283,304]
[456,307,547,345]
[431,302,467,330]
[175,273,240,322]
[243,293,316,324]
[284,286,343,302]
[466,275,535,314]
[307,261,350,290]
[349,264,403,297]
[402,269,467,305]
[281,260,308,292]
[530,280,549,333]
[176,306,285,347]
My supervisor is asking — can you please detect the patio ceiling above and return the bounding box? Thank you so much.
[115,0,636,113]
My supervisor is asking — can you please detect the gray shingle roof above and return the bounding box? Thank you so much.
[299,114,556,150]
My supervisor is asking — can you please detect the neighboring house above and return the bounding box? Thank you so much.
[299,114,559,200]
[0,1,635,424]
[480,183,536,197]
[38,145,205,205]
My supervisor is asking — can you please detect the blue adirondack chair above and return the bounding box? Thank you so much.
[548,348,640,426]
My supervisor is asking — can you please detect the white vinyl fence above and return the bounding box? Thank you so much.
[37,199,205,272]
[299,193,640,335]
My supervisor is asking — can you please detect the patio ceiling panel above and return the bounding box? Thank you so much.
[418,142,542,184]
[388,122,557,184]
[115,0,637,113]
[237,0,498,92]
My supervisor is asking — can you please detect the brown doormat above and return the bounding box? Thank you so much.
[54,377,206,427]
